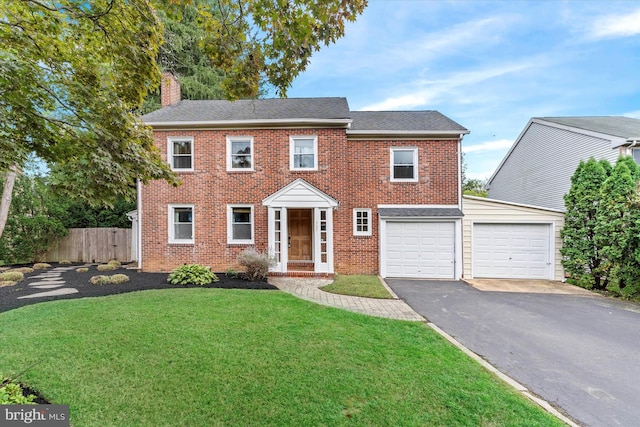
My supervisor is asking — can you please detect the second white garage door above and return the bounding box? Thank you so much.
[473,223,551,279]
[386,222,455,278]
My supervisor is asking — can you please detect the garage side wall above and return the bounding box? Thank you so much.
[462,196,565,281]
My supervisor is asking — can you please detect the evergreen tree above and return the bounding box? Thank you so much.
[142,2,229,113]
[594,158,640,295]
[561,158,609,289]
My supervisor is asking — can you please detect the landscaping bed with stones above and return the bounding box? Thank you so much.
[0,263,275,313]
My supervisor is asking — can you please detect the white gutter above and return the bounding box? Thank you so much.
[347,130,470,136]
[145,118,352,128]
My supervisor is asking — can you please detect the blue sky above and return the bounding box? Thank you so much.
[287,0,640,181]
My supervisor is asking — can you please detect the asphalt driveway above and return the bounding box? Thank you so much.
[386,279,640,427]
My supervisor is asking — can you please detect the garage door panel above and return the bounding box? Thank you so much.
[473,223,550,279]
[385,222,455,279]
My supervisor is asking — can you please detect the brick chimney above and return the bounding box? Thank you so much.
[161,72,181,107]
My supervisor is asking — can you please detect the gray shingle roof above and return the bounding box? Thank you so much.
[350,111,468,133]
[378,207,463,218]
[141,97,467,134]
[539,116,640,139]
[142,97,350,123]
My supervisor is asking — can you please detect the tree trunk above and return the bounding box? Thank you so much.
[0,166,18,240]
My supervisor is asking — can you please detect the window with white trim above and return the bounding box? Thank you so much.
[632,148,640,165]
[390,147,418,182]
[169,204,194,244]
[228,205,254,244]
[353,208,372,236]
[290,136,318,170]
[168,137,194,171]
[227,136,254,171]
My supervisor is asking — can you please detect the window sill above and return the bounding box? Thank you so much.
[168,241,195,245]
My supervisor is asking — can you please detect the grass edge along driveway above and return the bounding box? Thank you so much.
[0,289,564,426]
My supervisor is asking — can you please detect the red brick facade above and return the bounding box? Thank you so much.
[141,127,460,273]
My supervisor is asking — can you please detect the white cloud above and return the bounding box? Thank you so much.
[463,139,514,153]
[360,62,535,110]
[589,8,640,39]
[466,170,495,181]
[623,110,640,119]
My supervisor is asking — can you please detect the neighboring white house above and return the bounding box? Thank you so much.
[462,195,565,281]
[487,116,640,211]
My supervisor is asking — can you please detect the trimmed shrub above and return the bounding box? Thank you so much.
[90,274,130,285]
[0,271,24,283]
[168,264,218,286]
[97,264,117,272]
[107,260,121,267]
[90,275,110,285]
[237,248,276,281]
[33,263,51,269]
[59,260,72,264]
[8,267,34,274]
[109,274,130,284]
[75,267,89,273]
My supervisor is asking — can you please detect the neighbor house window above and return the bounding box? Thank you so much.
[290,136,318,170]
[353,209,372,236]
[168,137,194,171]
[227,136,254,171]
[390,147,418,182]
[632,148,640,165]
[169,204,194,244]
[228,205,254,244]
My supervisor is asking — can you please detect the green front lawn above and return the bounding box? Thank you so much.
[0,289,563,426]
[321,274,393,298]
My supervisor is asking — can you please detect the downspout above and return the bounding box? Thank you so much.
[458,134,465,279]
[137,178,142,270]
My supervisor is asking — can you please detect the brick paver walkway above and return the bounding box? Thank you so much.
[269,277,424,321]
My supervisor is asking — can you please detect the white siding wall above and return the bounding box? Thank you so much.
[488,122,620,211]
[462,196,565,281]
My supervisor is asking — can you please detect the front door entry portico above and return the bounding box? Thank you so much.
[288,209,312,260]
[263,179,338,274]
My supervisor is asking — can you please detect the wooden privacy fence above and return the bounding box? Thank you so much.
[45,228,132,263]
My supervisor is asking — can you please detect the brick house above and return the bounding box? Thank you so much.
[137,74,468,278]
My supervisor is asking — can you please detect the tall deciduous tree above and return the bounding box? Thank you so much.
[0,0,177,239]
[0,0,368,238]
[561,158,610,289]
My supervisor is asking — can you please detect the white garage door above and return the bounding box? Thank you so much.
[473,223,551,279]
[386,222,455,278]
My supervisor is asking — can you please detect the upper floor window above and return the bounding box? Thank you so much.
[353,208,372,236]
[227,136,254,171]
[390,147,418,182]
[227,205,254,244]
[168,137,194,171]
[169,204,194,244]
[290,136,318,170]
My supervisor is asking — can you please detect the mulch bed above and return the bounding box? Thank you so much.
[0,263,276,314]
